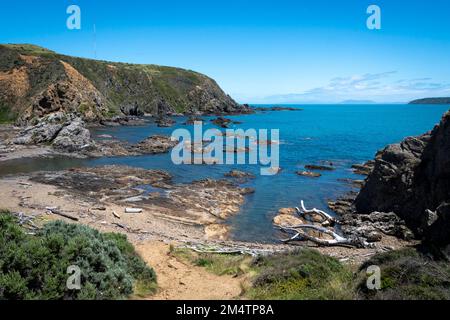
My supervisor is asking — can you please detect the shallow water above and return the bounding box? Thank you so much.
[1,104,448,242]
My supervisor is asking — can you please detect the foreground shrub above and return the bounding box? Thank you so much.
[248,249,354,300]
[357,248,450,300]
[0,212,156,300]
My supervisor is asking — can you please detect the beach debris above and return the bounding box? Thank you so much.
[112,211,121,219]
[278,200,372,248]
[295,200,340,225]
[18,182,32,187]
[125,207,143,213]
[91,206,106,211]
[182,243,277,257]
[45,207,79,221]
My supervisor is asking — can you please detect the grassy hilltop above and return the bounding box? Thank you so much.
[0,44,243,124]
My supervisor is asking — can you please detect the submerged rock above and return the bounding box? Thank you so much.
[224,170,255,179]
[296,171,321,178]
[304,164,335,171]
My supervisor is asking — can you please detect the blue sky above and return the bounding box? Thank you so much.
[1,0,450,103]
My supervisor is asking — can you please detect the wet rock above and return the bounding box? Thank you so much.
[129,135,178,154]
[351,161,375,175]
[156,117,175,127]
[304,164,335,171]
[210,117,241,128]
[296,171,321,178]
[183,116,203,125]
[240,187,255,195]
[224,170,255,179]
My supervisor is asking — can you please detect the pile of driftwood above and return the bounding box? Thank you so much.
[11,212,40,235]
[278,201,371,248]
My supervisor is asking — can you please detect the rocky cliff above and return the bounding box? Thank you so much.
[0,44,247,124]
[355,110,450,250]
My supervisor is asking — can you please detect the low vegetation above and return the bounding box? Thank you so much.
[174,246,450,300]
[0,104,16,124]
[171,247,253,277]
[247,249,354,300]
[356,248,450,300]
[0,211,156,300]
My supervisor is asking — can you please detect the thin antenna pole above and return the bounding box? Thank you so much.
[93,23,97,59]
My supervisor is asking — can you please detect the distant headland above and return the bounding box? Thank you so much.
[409,97,450,105]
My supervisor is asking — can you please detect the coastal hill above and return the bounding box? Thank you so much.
[409,97,450,105]
[0,44,245,124]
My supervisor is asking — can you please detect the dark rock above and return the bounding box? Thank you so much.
[351,161,375,175]
[120,103,144,116]
[240,187,256,195]
[254,106,303,112]
[337,178,365,188]
[155,117,175,127]
[129,135,178,154]
[355,111,450,244]
[304,164,335,171]
[183,116,203,125]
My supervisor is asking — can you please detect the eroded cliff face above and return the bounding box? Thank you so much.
[0,44,247,124]
[355,111,450,249]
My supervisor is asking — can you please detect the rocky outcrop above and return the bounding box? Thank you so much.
[13,114,94,153]
[52,119,93,152]
[355,111,450,250]
[0,44,248,125]
[128,135,178,154]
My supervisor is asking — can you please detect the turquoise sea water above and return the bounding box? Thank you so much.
[1,104,449,242]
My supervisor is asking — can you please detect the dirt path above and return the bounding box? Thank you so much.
[135,241,243,300]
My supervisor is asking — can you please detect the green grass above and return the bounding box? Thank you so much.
[171,248,254,277]
[0,104,17,124]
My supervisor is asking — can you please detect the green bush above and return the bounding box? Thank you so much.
[357,248,450,300]
[0,212,156,300]
[248,249,354,300]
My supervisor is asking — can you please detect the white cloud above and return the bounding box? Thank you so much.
[249,72,450,104]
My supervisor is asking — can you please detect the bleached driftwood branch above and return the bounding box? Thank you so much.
[182,244,276,257]
[278,224,371,248]
[295,200,340,226]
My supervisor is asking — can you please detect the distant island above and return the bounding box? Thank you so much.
[409,97,450,105]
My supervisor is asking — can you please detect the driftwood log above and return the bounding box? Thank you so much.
[295,200,340,226]
[280,201,371,248]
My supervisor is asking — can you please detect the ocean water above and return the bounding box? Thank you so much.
[1,104,448,242]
